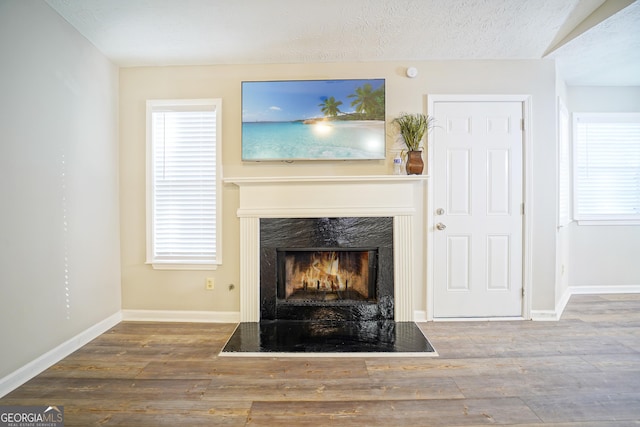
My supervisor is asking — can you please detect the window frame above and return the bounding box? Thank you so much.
[145,98,223,270]
[558,98,572,228]
[572,112,640,226]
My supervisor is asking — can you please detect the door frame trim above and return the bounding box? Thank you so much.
[426,94,533,320]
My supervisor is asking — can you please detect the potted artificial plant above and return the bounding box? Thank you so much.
[393,113,435,175]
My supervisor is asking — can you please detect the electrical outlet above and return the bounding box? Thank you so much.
[205,278,215,290]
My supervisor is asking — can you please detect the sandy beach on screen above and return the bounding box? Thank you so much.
[310,119,385,129]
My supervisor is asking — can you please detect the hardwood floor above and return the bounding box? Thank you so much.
[2,294,640,426]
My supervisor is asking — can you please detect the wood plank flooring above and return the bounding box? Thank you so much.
[2,294,640,426]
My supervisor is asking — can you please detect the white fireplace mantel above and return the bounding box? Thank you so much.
[224,175,428,322]
[224,175,429,184]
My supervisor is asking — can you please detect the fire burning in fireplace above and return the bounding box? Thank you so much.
[278,248,377,302]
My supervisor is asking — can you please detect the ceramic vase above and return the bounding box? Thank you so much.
[405,150,424,175]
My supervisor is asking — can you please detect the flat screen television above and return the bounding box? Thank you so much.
[242,78,385,161]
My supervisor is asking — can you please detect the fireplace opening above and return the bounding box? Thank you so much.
[277,248,378,304]
[260,217,394,322]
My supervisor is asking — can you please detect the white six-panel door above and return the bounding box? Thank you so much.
[433,101,524,318]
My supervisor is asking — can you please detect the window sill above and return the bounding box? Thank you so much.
[148,262,219,271]
[576,220,640,226]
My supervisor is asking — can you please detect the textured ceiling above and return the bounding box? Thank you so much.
[45,0,640,86]
[546,0,640,86]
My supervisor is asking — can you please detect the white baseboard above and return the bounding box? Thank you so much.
[1,309,238,397]
[121,309,240,323]
[534,286,573,321]
[531,310,562,321]
[413,310,427,322]
[569,284,640,295]
[532,285,640,322]
[4,287,638,397]
[0,311,122,398]
[556,287,572,318]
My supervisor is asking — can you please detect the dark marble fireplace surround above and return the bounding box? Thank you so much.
[260,217,394,322]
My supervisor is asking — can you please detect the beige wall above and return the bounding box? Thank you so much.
[567,86,640,288]
[556,76,571,306]
[0,1,121,379]
[120,59,559,314]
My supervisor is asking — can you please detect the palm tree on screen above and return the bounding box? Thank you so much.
[348,83,384,120]
[318,96,343,117]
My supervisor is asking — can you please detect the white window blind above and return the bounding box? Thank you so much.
[146,99,222,269]
[573,113,640,223]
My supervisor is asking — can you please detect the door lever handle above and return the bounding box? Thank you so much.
[436,223,447,231]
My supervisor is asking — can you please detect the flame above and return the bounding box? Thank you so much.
[285,251,369,296]
[309,251,342,290]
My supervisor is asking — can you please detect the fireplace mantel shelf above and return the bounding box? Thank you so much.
[224,174,429,186]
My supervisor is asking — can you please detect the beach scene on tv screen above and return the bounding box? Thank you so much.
[242,79,385,160]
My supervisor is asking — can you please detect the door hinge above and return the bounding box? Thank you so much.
[522,288,525,297]
[521,118,525,131]
[521,203,525,215]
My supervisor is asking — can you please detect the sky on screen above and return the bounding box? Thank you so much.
[242,79,384,122]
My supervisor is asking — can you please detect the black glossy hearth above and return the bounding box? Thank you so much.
[232,217,433,355]
[221,320,436,355]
